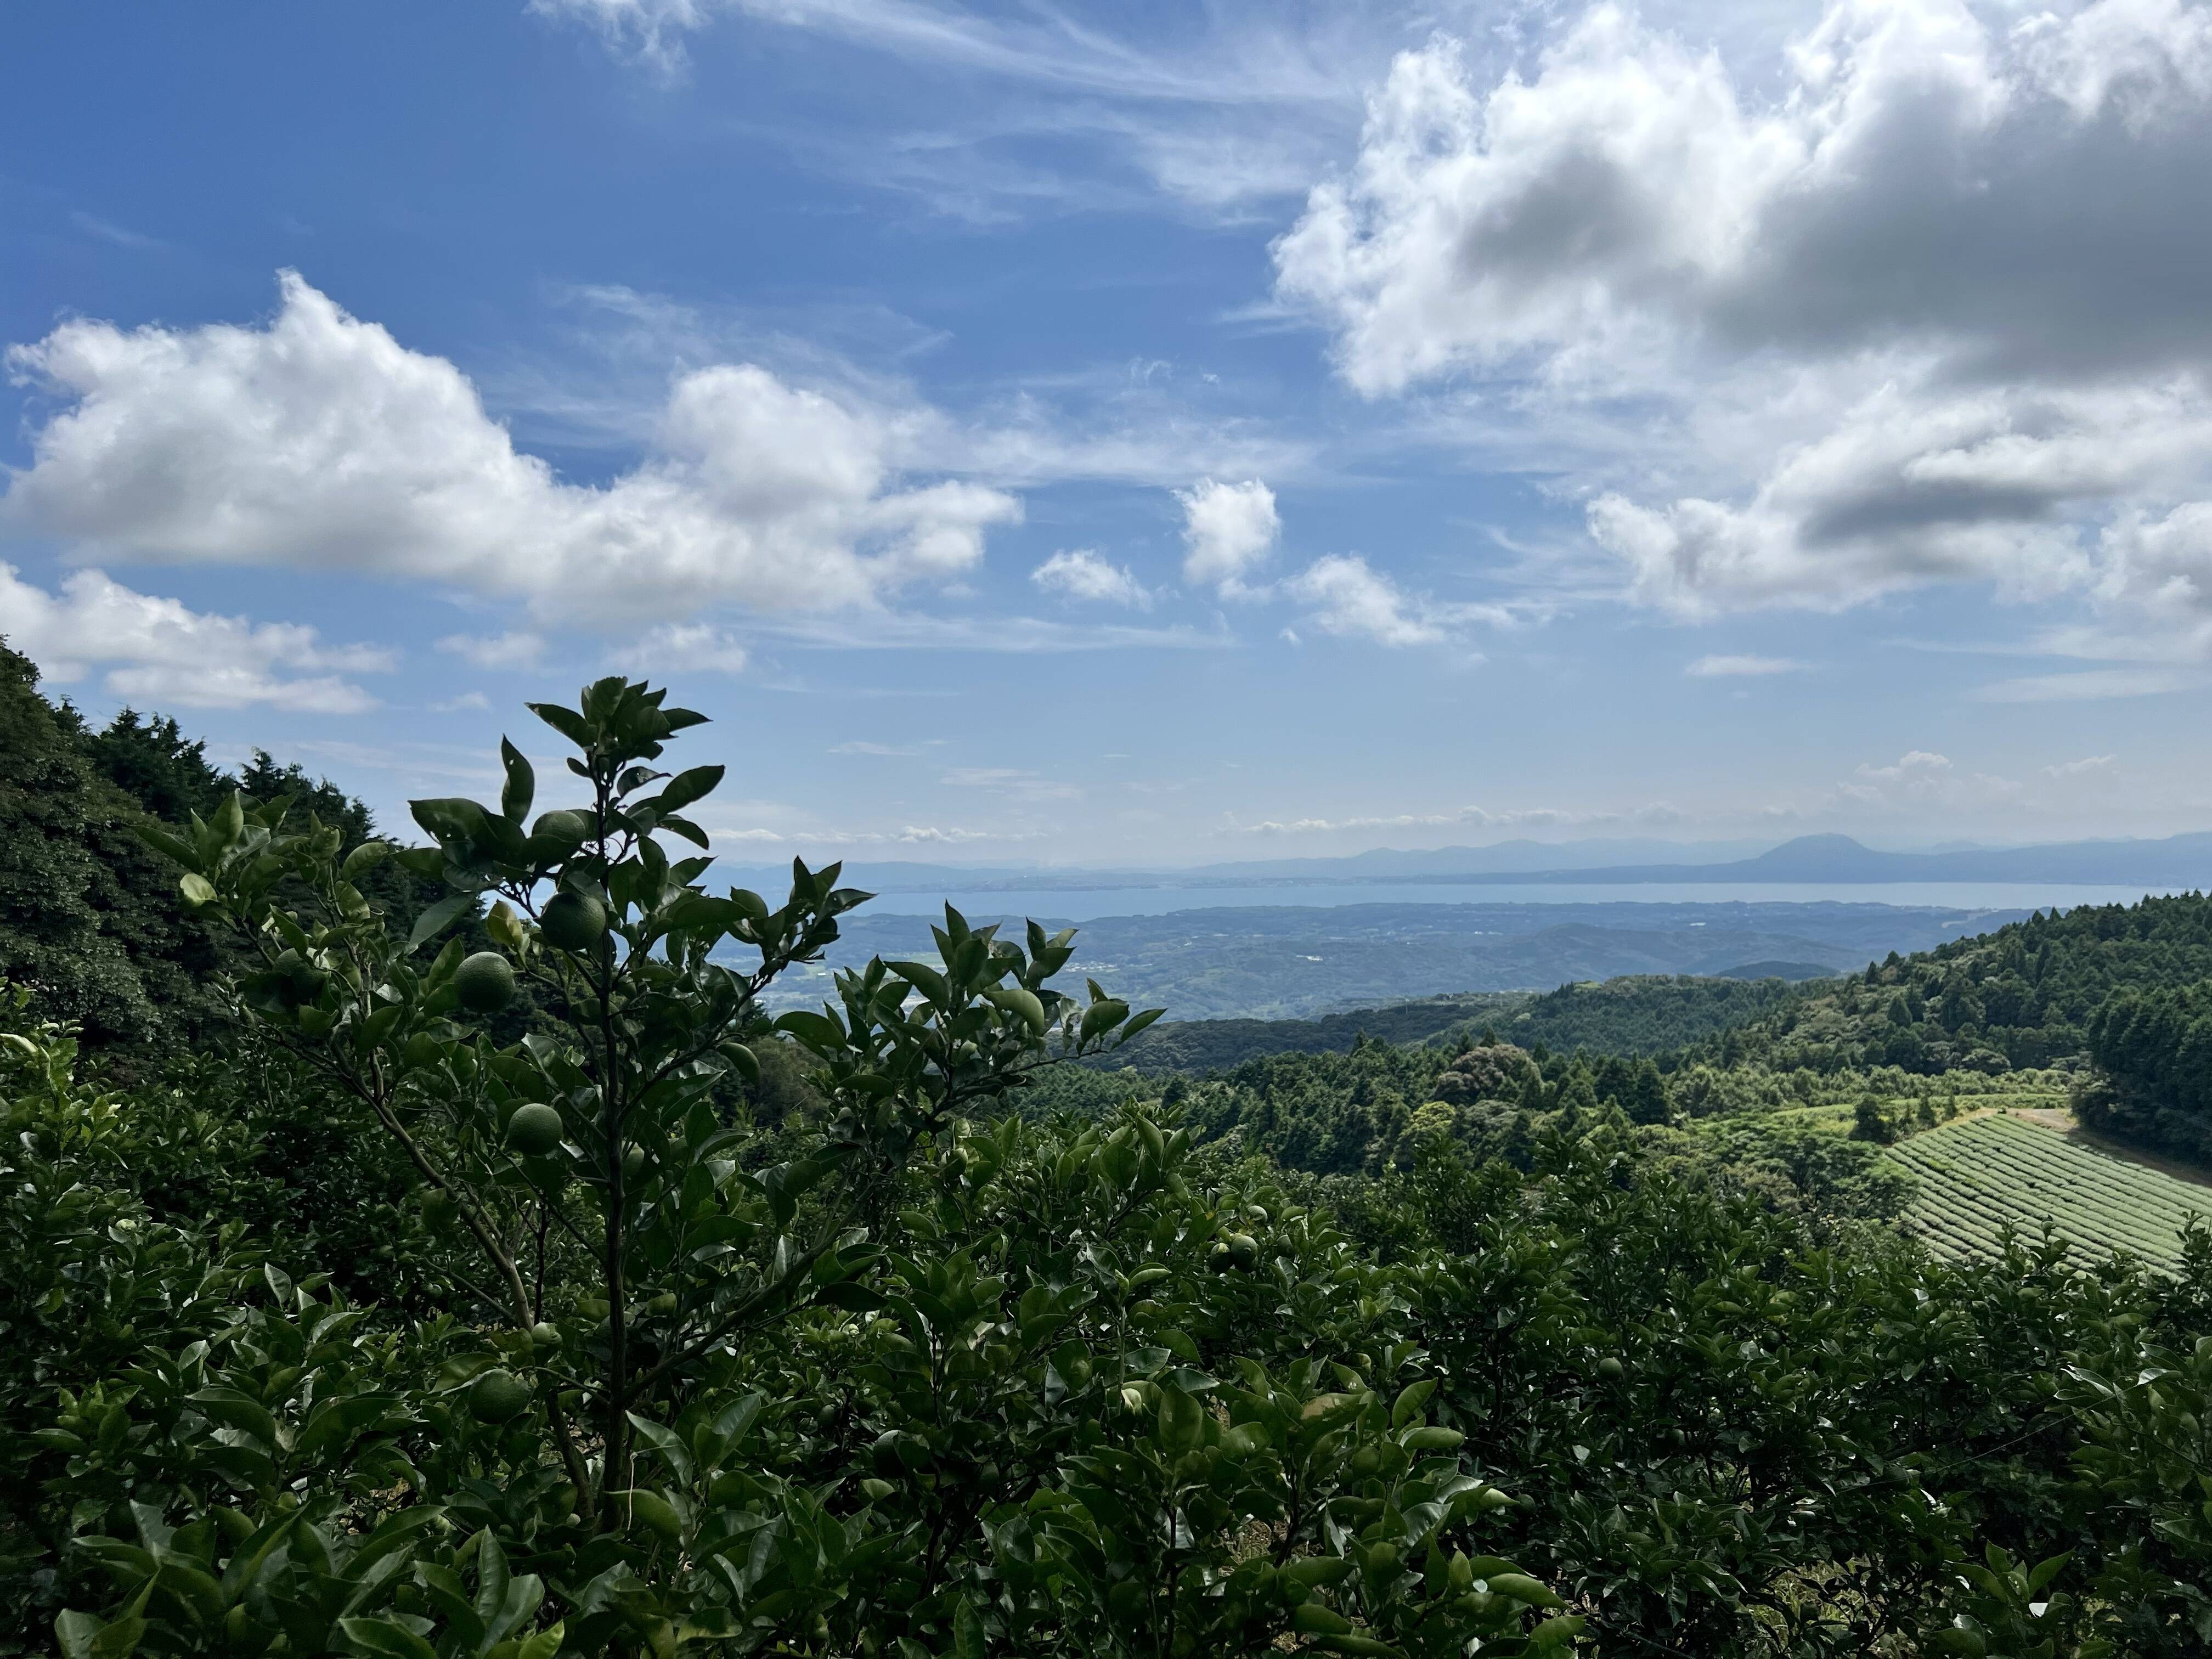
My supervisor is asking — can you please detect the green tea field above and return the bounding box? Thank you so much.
[1888,1112,2211,1272]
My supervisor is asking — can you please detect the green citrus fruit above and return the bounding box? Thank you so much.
[504,1103,565,1157]
[531,808,592,845]
[540,890,607,951]
[470,1369,532,1424]
[420,1188,455,1226]
[1598,1356,1626,1380]
[529,1322,561,1348]
[622,1142,647,1181]
[453,951,516,1013]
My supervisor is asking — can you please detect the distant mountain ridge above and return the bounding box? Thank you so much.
[723,831,2212,896]
[1401,832,2212,888]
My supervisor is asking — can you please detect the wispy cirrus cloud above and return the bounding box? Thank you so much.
[1286,554,1515,648]
[828,738,935,757]
[530,0,1387,219]
[940,765,1082,803]
[438,631,548,670]
[608,622,750,675]
[1687,654,1808,678]
[1231,800,1684,836]
[1970,667,2212,703]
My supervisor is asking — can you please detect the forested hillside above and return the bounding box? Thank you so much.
[1652,893,2212,1167]
[2,666,2208,1657]
[1086,991,1523,1073]
[0,648,226,1042]
[1496,973,1809,1058]
[2084,977,2212,1163]
[0,645,443,1048]
[1096,975,1807,1076]
[1677,894,2212,1077]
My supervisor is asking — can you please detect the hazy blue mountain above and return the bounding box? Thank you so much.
[1175,838,1775,880]
[719,830,2212,898]
[1396,832,2212,887]
[714,841,1775,893]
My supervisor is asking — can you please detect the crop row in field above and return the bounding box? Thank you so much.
[1887,1112,2210,1272]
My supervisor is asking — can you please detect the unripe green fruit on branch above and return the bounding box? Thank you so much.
[453,951,515,1013]
[531,808,591,845]
[540,890,606,951]
[504,1103,565,1157]
[420,1188,455,1226]
[470,1368,531,1424]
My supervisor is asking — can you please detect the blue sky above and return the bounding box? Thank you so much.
[5,0,2212,862]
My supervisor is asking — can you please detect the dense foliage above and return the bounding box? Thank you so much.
[12,974,2211,1655]
[0,647,225,1043]
[6,681,1594,1659]
[2084,977,2212,1163]
[3,670,2208,1657]
[1496,974,1809,1059]
[0,645,458,1053]
[1148,1039,1674,1181]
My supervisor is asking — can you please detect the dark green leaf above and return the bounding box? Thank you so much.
[408,893,474,950]
[499,738,535,824]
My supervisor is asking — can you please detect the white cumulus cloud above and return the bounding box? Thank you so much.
[1,272,1022,628]
[1030,549,1150,607]
[1233,800,1683,834]
[0,564,390,712]
[1275,0,2212,653]
[1176,477,1279,597]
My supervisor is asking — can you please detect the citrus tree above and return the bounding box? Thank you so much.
[144,678,1160,1523]
[48,678,1579,1658]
